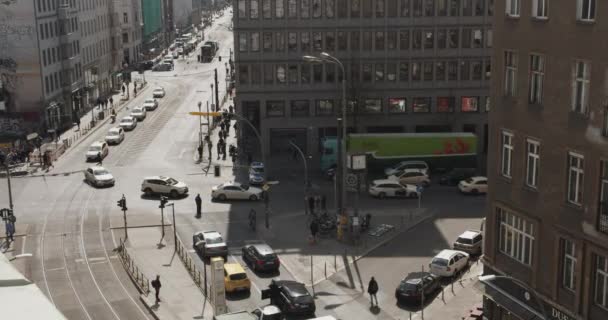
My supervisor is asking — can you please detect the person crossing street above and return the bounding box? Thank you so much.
[195,194,202,218]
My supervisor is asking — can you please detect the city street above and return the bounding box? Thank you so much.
[0,9,487,320]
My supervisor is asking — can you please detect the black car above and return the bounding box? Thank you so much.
[268,280,315,316]
[395,273,441,304]
[439,168,477,186]
[242,244,280,272]
[138,60,154,71]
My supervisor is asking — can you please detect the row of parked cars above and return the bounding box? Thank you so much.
[82,87,166,187]
[368,160,488,199]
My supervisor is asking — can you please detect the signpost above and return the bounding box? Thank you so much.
[416,185,423,209]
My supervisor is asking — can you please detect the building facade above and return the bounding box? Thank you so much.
[0,0,142,135]
[480,1,608,320]
[233,0,492,168]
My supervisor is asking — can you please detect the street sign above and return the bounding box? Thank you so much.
[346,173,358,187]
[416,185,424,194]
[262,184,270,191]
[189,111,222,116]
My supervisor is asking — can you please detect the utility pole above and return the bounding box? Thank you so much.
[197,101,203,148]
[159,196,168,243]
[167,203,177,252]
[117,194,128,239]
[214,68,219,111]
[206,101,210,136]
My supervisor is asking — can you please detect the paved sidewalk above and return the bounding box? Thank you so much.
[123,225,215,320]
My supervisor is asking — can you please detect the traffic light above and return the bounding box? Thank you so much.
[159,196,168,209]
[117,195,127,210]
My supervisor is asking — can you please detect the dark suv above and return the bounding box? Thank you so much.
[268,280,315,316]
[439,168,477,186]
[242,244,280,272]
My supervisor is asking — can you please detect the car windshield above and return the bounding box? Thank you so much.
[94,169,109,175]
[145,99,154,103]
[251,167,264,174]
[121,118,131,123]
[109,129,119,135]
[465,178,474,183]
[400,281,420,291]
[166,178,178,185]
[241,185,249,190]
[206,236,223,244]
[89,146,101,151]
[293,294,313,304]
[229,273,247,281]
[457,237,473,245]
[431,258,448,266]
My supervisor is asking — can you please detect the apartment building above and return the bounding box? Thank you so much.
[233,0,492,167]
[0,0,141,134]
[479,1,608,319]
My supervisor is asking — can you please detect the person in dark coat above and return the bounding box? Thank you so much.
[151,275,162,304]
[221,141,227,160]
[310,220,319,242]
[308,196,315,216]
[217,137,223,160]
[197,144,203,161]
[368,277,379,307]
[195,194,202,218]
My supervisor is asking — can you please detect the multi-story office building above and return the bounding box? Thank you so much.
[0,0,141,134]
[233,0,493,168]
[480,1,608,320]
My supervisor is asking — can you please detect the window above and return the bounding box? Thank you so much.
[437,97,455,112]
[123,12,129,23]
[362,63,372,82]
[474,0,484,15]
[363,99,382,113]
[413,97,431,113]
[387,63,397,81]
[388,0,398,17]
[362,0,372,17]
[239,33,248,52]
[572,61,590,114]
[362,31,372,50]
[251,0,259,18]
[399,62,409,81]
[424,30,434,49]
[424,0,434,16]
[472,61,482,80]
[376,0,385,16]
[266,101,285,117]
[313,64,323,82]
[532,0,547,18]
[301,0,310,17]
[338,31,347,50]
[413,0,422,16]
[413,30,422,49]
[529,54,544,104]
[437,0,447,15]
[275,0,284,17]
[472,29,482,48]
[525,139,540,188]
[498,207,535,265]
[595,255,608,308]
[275,32,285,51]
[387,31,397,50]
[264,64,274,84]
[251,32,260,51]
[501,131,513,178]
[486,29,493,48]
[263,0,271,18]
[577,0,595,21]
[437,29,446,49]
[463,0,472,15]
[288,32,297,51]
[326,64,335,82]
[263,32,273,51]
[312,0,322,17]
[313,32,322,51]
[448,29,459,48]
[401,0,410,16]
[449,0,459,15]
[291,100,310,117]
[399,30,409,50]
[239,65,249,84]
[301,32,310,51]
[375,31,385,50]
[411,62,421,81]
[460,61,470,80]
[388,98,407,113]
[316,100,334,115]
[288,64,298,83]
[600,161,608,233]
[436,62,446,80]
[567,152,584,205]
[251,64,261,84]
[238,0,247,18]
[375,63,384,81]
[461,97,479,112]
[351,31,360,50]
[423,62,433,81]
[504,51,517,96]
[326,32,335,51]
[352,0,361,17]
[506,0,520,16]
[338,0,348,17]
[301,64,311,83]
[562,239,577,291]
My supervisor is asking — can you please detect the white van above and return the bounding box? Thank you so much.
[384,160,430,176]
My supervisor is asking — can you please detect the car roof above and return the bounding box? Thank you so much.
[436,249,466,259]
[458,230,482,239]
[144,176,169,180]
[469,176,487,181]
[122,116,134,120]
[88,166,107,171]
[224,263,246,275]
[90,141,104,147]
[372,179,402,185]
[109,127,121,132]
[203,231,221,237]
[222,181,242,187]
[251,244,274,255]
[398,168,427,175]
[274,280,308,296]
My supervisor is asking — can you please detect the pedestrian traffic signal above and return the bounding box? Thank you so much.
[160,196,168,209]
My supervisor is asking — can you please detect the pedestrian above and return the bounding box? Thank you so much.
[195,194,202,218]
[220,121,225,132]
[368,277,379,307]
[134,85,138,96]
[45,151,53,169]
[197,144,203,161]
[309,220,319,243]
[122,85,126,96]
[217,138,223,160]
[221,141,227,160]
[308,195,315,216]
[229,105,234,113]
[207,139,213,161]
[6,220,15,242]
[151,275,162,304]
[97,152,103,166]
[109,96,114,107]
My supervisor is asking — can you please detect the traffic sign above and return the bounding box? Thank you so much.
[346,173,358,187]
[416,185,424,194]
[262,184,270,191]
[189,111,222,116]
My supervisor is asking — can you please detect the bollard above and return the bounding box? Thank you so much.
[451,281,454,293]
[324,262,327,279]
[441,288,444,301]
[334,255,337,271]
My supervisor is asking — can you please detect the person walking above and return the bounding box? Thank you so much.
[151,275,162,304]
[367,277,379,308]
[308,195,315,216]
[109,96,114,107]
[204,135,213,161]
[195,194,202,218]
[309,220,319,244]
[217,137,223,160]
[229,105,234,114]
[221,141,227,160]
[197,144,203,161]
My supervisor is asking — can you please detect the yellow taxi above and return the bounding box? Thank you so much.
[224,263,251,293]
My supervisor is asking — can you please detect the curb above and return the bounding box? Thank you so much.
[139,295,161,320]
[311,211,436,287]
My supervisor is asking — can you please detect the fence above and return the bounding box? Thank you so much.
[175,234,209,296]
[116,239,151,296]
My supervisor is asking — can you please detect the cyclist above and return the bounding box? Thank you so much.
[248,209,257,230]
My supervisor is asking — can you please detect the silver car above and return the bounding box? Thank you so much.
[143,98,158,111]
[84,166,115,187]
[192,231,228,260]
[119,116,137,131]
[105,127,125,145]
[130,106,147,121]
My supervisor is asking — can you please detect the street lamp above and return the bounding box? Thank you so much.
[197,101,203,147]
[477,274,548,320]
[303,53,347,221]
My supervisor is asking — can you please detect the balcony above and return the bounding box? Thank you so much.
[599,202,608,234]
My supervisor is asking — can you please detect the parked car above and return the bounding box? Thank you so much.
[458,176,488,194]
[192,230,228,260]
[141,176,189,198]
[242,244,280,272]
[268,280,315,316]
[429,249,469,277]
[224,263,251,293]
[395,272,441,304]
[369,179,419,199]
[119,116,137,131]
[152,63,172,72]
[130,106,147,121]
[84,166,115,187]
[138,60,154,71]
[211,182,263,201]
[85,141,109,162]
[384,160,430,176]
[453,230,483,255]
[143,98,158,111]
[248,162,265,185]
[104,127,125,145]
[439,168,477,186]
[251,305,282,320]
[388,169,431,187]
[152,87,166,98]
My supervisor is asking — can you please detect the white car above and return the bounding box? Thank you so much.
[119,116,137,131]
[388,169,430,187]
[84,166,115,187]
[141,176,189,198]
[248,162,265,185]
[385,160,430,176]
[429,249,470,277]
[458,176,488,194]
[143,98,158,111]
[105,127,125,145]
[192,231,228,259]
[368,179,419,199]
[152,87,166,98]
[85,141,109,162]
[130,106,147,121]
[211,182,263,201]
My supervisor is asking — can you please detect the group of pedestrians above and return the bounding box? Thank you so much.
[96,96,113,110]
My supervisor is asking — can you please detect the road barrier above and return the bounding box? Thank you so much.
[117,239,151,296]
[175,234,209,297]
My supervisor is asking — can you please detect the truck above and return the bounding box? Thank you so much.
[200,41,219,62]
[320,132,478,173]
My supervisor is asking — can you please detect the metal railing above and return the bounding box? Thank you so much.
[116,239,151,296]
[175,235,209,296]
[598,202,608,234]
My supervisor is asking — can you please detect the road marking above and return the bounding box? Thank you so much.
[45,267,66,272]
[20,235,27,256]
[75,257,106,263]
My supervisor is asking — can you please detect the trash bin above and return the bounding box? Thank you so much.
[214,165,220,177]
[97,111,105,120]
